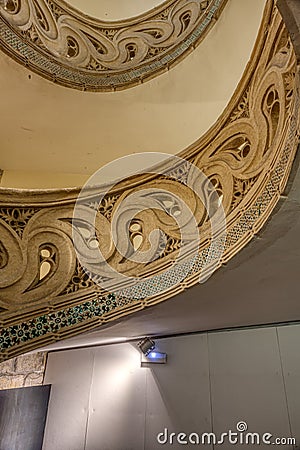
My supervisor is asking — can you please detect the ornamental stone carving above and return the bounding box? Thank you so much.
[0,1,299,361]
[0,0,227,91]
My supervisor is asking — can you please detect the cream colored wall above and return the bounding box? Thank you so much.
[1,170,89,189]
[0,0,266,189]
[68,0,166,20]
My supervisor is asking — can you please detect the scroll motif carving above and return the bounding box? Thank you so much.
[0,0,227,91]
[0,1,299,361]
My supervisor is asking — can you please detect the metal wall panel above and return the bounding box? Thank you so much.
[43,326,300,450]
[277,324,300,442]
[85,344,146,450]
[42,348,94,450]
[208,328,292,450]
[144,334,212,450]
[0,385,50,450]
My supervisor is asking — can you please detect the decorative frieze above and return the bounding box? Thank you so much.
[0,0,227,91]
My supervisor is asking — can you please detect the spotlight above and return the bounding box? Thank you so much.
[137,337,167,366]
[137,337,155,356]
[141,351,167,367]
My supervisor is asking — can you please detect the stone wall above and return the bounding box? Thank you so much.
[0,352,46,390]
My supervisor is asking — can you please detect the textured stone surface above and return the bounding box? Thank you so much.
[0,375,25,390]
[24,372,44,387]
[0,352,46,390]
[15,352,44,373]
[0,358,14,374]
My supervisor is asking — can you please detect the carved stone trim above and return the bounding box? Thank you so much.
[0,1,300,361]
[0,0,227,91]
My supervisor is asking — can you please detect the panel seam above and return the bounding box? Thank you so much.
[83,351,95,450]
[275,327,295,449]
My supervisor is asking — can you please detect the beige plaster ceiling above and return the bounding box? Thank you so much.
[0,0,265,188]
[65,0,167,21]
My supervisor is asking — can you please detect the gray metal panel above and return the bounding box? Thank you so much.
[208,327,292,450]
[144,334,212,450]
[0,385,50,450]
[42,348,94,450]
[85,343,146,450]
[277,324,300,443]
[42,325,300,450]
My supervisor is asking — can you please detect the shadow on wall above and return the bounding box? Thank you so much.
[42,324,300,450]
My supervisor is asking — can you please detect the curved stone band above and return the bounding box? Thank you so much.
[0,0,227,91]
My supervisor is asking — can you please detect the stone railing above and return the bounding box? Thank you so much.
[0,0,227,91]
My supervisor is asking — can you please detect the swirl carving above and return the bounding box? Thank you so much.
[0,1,299,361]
[0,0,227,91]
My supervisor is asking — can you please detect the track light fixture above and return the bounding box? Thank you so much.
[137,337,155,356]
[137,337,167,366]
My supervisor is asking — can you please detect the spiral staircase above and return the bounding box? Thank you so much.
[0,0,299,360]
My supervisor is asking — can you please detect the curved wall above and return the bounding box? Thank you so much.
[66,0,167,21]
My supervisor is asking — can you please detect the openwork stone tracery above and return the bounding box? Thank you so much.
[0,0,227,91]
[0,1,299,361]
